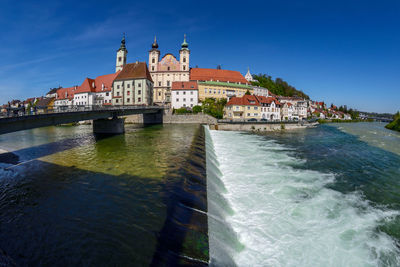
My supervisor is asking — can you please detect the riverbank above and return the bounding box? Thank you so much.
[210,121,318,132]
[385,116,400,132]
[317,118,373,123]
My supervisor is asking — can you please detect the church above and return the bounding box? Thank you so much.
[148,35,190,105]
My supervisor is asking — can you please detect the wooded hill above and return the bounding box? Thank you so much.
[252,74,310,99]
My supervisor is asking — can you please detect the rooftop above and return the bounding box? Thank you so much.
[115,62,153,82]
[198,81,252,89]
[171,81,198,90]
[190,68,249,84]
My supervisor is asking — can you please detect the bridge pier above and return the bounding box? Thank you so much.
[143,110,163,125]
[93,117,125,135]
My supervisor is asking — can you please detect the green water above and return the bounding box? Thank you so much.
[0,124,208,266]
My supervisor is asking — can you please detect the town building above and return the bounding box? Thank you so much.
[244,67,256,82]
[281,102,296,120]
[252,85,269,97]
[149,35,190,104]
[190,68,252,101]
[224,95,261,120]
[171,81,198,110]
[278,96,308,120]
[112,62,154,106]
[36,97,55,113]
[257,96,281,121]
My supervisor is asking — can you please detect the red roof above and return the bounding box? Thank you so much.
[171,81,198,90]
[256,96,281,106]
[94,72,119,92]
[115,62,153,82]
[226,95,260,106]
[56,86,76,100]
[190,68,248,84]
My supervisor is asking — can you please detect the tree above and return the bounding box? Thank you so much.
[245,90,251,95]
[192,105,202,114]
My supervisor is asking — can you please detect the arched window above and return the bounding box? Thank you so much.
[152,58,155,63]
[118,57,122,62]
[183,65,186,71]
[183,57,186,63]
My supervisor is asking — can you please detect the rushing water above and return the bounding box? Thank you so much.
[0,124,208,266]
[207,122,400,266]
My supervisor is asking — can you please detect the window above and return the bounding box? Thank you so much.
[138,90,141,95]
[127,84,130,88]
[117,92,120,96]
[183,57,186,63]
[106,92,109,96]
[177,92,179,95]
[247,106,250,110]
[159,82,161,86]
[218,90,220,94]
[152,58,155,63]
[247,113,250,116]
[183,66,186,70]
[117,85,120,89]
[204,89,207,94]
[176,98,179,102]
[190,91,193,95]
[183,104,186,107]
[183,98,186,102]
[254,107,258,110]
[127,91,130,95]
[183,91,186,95]
[190,98,193,102]
[167,81,170,86]
[118,57,122,62]
[168,67,170,71]
[152,66,154,71]
[127,98,130,102]
[138,97,141,102]
[138,83,141,87]
[191,104,193,107]
[116,99,119,103]
[158,92,161,96]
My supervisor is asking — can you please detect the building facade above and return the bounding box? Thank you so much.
[149,35,190,104]
[115,36,127,72]
[171,81,198,109]
[112,62,154,106]
[252,85,269,97]
[244,67,255,82]
[224,95,261,120]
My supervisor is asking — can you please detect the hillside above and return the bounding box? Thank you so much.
[252,74,310,99]
[385,112,400,132]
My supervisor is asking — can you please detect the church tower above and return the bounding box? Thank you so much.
[149,36,160,72]
[116,35,128,72]
[179,34,190,72]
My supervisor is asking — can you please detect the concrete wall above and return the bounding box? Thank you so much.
[211,122,317,132]
[124,113,217,124]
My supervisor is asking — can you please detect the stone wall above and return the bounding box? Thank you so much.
[124,113,217,125]
[210,122,317,132]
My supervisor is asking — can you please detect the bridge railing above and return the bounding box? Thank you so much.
[1,104,163,118]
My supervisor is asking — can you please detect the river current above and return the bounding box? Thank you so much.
[0,122,399,266]
[207,122,400,266]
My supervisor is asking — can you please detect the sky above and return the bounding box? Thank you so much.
[0,0,399,113]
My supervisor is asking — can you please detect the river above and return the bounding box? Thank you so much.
[1,122,399,266]
[207,122,400,266]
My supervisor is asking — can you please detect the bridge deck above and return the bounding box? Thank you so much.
[0,106,163,135]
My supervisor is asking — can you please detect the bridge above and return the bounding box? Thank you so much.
[0,106,164,135]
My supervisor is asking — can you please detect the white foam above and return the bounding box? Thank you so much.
[207,129,400,267]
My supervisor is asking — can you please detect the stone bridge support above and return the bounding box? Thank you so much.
[93,117,125,134]
[143,110,163,125]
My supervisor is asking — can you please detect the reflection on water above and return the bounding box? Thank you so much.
[0,124,208,266]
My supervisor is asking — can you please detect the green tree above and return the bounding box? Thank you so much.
[192,105,202,114]
[245,90,251,95]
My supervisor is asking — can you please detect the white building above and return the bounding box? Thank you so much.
[149,35,190,104]
[257,96,281,121]
[171,81,198,109]
[245,67,255,82]
[112,62,154,106]
[252,85,269,97]
[115,35,127,72]
[281,102,296,120]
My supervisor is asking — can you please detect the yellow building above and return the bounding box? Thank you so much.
[197,81,253,101]
[224,95,261,120]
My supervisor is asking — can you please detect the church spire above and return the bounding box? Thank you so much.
[181,34,189,49]
[118,33,127,52]
[152,35,159,49]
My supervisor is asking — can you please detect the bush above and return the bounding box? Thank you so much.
[174,107,191,114]
[192,105,202,114]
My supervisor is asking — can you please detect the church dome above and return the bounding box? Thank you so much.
[152,36,159,49]
[181,34,188,49]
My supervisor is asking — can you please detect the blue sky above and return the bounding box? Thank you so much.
[0,0,399,113]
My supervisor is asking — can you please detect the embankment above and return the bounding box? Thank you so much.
[210,121,317,132]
